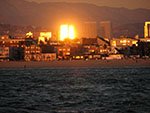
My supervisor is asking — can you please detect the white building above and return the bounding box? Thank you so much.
[0,47,12,61]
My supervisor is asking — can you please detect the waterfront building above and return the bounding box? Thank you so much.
[140,38,150,42]
[0,47,11,61]
[41,53,56,61]
[57,47,71,60]
[81,37,109,46]
[111,37,138,48]
[0,36,35,48]
[24,45,41,61]
[82,38,98,45]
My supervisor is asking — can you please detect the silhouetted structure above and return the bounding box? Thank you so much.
[99,21,112,39]
[82,22,97,38]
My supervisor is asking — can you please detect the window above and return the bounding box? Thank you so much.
[112,41,116,46]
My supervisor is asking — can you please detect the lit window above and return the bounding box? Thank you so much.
[76,56,80,59]
[66,52,70,55]
[112,41,116,46]
[37,51,40,53]
[91,50,95,52]
[132,41,137,44]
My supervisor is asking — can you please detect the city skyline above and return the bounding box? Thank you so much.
[0,1,150,113]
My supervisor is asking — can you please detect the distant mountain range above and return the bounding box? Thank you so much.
[0,0,150,37]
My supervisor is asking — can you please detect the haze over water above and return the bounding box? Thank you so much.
[0,67,150,113]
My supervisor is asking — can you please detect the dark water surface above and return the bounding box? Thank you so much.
[0,67,150,113]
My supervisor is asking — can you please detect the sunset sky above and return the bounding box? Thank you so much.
[26,0,150,9]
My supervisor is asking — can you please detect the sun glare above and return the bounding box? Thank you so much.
[68,26,75,39]
[60,24,75,41]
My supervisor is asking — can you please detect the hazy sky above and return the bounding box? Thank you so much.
[26,0,150,9]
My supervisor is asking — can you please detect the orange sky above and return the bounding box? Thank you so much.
[26,0,150,9]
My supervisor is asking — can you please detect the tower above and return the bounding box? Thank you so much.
[82,21,97,38]
[99,21,112,39]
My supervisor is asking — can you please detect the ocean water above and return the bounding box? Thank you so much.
[0,67,150,113]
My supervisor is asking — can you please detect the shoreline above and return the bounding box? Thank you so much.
[0,59,150,68]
